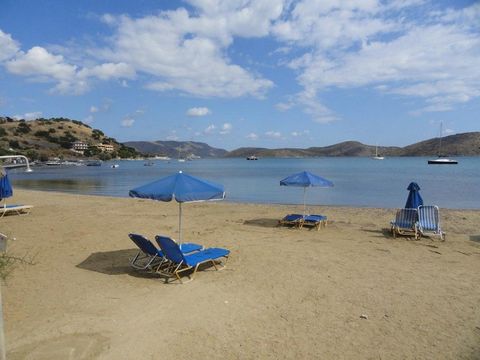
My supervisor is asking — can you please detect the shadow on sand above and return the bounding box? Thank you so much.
[77,249,156,278]
[362,228,396,239]
[243,218,280,228]
[469,235,480,243]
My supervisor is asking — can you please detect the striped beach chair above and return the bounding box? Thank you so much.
[390,208,418,238]
[416,205,445,240]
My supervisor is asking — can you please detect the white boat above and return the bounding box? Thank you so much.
[111,164,119,168]
[178,159,186,162]
[428,123,458,165]
[246,155,258,160]
[372,145,384,160]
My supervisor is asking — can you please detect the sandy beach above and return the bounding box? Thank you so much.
[1,189,479,359]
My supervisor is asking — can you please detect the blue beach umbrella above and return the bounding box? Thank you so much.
[129,171,225,241]
[0,169,13,203]
[405,182,423,209]
[280,171,334,215]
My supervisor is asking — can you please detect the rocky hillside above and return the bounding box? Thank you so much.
[0,116,138,160]
[225,133,480,158]
[124,140,228,158]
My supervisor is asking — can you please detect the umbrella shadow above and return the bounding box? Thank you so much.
[469,235,480,243]
[243,218,279,228]
[77,249,147,276]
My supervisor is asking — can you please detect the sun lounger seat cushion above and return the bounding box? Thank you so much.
[183,248,230,267]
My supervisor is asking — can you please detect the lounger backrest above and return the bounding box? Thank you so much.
[418,205,439,231]
[155,236,186,264]
[128,233,158,256]
[395,208,417,228]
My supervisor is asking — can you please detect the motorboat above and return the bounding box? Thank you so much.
[111,164,119,168]
[428,157,458,165]
[144,161,155,166]
[246,155,258,160]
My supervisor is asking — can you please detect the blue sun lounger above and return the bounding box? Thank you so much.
[416,205,445,240]
[278,214,304,228]
[301,214,327,230]
[155,235,230,283]
[128,234,202,271]
[0,204,33,218]
[390,208,418,238]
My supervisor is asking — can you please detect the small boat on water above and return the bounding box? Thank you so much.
[111,164,119,168]
[86,160,102,167]
[428,123,458,165]
[246,155,258,160]
[144,161,154,166]
[372,145,384,160]
[428,157,458,165]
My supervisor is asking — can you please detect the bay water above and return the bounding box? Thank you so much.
[8,157,480,209]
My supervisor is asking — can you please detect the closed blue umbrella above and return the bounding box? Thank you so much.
[405,182,423,209]
[280,171,333,215]
[129,171,225,241]
[0,170,13,202]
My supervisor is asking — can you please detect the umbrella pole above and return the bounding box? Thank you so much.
[303,187,307,216]
[179,202,182,242]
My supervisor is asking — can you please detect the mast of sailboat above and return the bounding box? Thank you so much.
[438,122,443,156]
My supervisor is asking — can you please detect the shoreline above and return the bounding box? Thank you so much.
[12,188,480,211]
[2,190,480,359]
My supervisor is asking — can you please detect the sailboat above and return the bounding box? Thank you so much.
[427,123,458,165]
[372,145,384,160]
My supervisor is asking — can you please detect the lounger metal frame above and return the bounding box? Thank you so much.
[415,205,445,241]
[0,204,33,218]
[390,208,418,238]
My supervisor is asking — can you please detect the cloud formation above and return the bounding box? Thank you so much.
[187,107,211,117]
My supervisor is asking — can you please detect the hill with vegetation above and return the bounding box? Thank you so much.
[124,140,228,158]
[225,133,480,158]
[0,116,139,161]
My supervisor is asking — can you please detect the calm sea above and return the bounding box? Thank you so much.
[7,157,480,209]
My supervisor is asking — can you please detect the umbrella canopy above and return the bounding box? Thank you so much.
[405,182,423,209]
[0,168,13,201]
[280,171,333,215]
[129,171,225,241]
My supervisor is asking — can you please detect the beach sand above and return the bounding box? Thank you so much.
[2,190,480,359]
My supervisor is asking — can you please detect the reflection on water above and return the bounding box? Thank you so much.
[14,178,105,192]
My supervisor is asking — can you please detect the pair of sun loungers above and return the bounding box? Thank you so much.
[279,213,327,230]
[0,204,33,218]
[390,205,445,240]
[128,233,229,284]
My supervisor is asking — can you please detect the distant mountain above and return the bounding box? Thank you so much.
[124,140,228,158]
[224,132,480,158]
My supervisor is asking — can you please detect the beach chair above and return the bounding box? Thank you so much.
[128,234,202,271]
[278,214,304,228]
[416,205,445,240]
[155,235,230,284]
[0,204,33,218]
[300,214,327,230]
[390,208,418,238]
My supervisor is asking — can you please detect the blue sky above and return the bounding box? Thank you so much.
[0,0,479,150]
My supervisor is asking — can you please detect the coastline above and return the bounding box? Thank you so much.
[2,190,480,359]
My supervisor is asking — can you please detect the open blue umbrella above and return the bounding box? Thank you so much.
[280,171,334,215]
[405,182,423,209]
[0,169,13,203]
[129,171,225,241]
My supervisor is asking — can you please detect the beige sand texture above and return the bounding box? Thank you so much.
[2,190,480,359]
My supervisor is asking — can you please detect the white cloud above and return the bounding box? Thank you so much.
[100,6,275,98]
[13,111,42,121]
[246,132,258,140]
[203,124,216,134]
[166,130,179,140]
[121,117,135,127]
[274,1,480,119]
[0,30,20,61]
[90,106,99,113]
[265,130,282,139]
[83,115,94,124]
[187,107,211,117]
[219,122,232,134]
[78,62,135,81]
